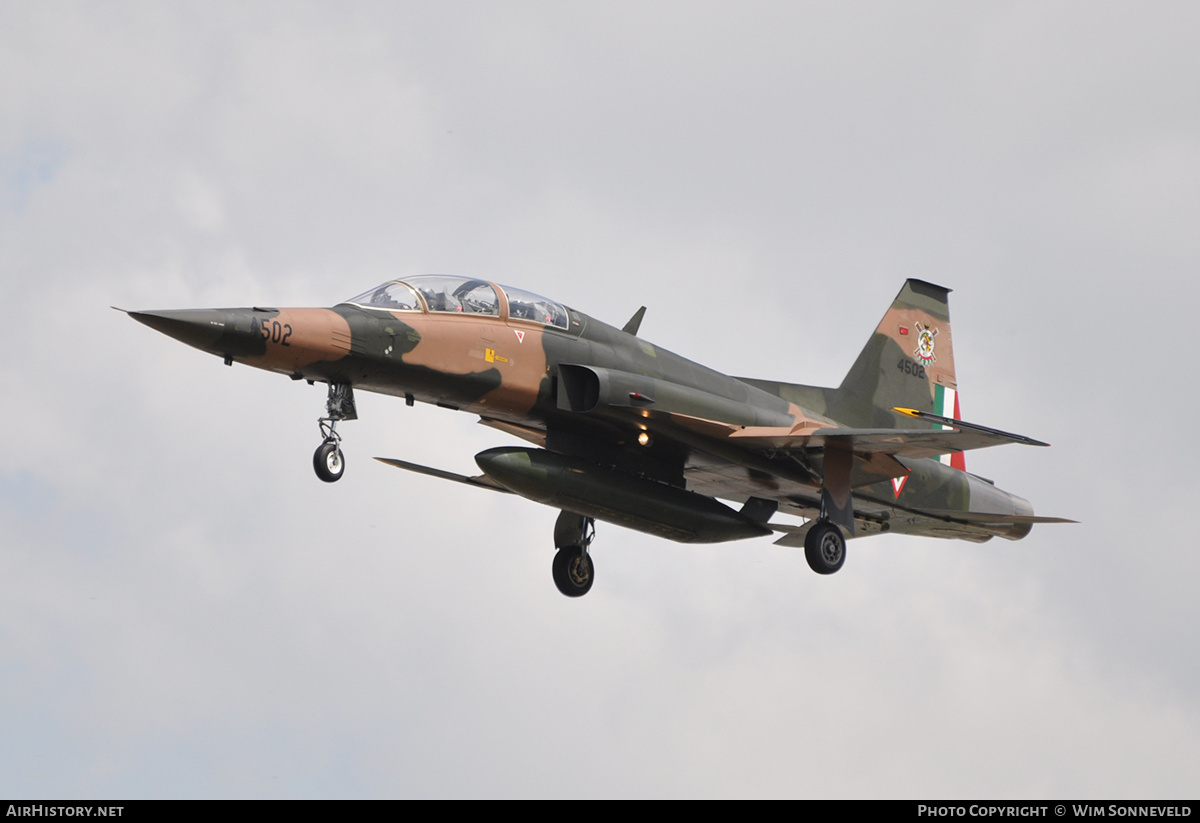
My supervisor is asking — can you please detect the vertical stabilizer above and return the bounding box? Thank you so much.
[828,280,965,468]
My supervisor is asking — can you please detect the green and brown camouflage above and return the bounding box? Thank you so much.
[129,275,1069,595]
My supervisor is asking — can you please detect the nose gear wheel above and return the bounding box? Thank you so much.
[314,439,345,483]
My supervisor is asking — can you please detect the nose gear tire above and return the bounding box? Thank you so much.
[314,440,345,483]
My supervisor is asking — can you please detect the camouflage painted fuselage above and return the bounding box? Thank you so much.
[131,277,1047,545]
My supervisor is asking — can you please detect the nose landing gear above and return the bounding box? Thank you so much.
[314,382,356,483]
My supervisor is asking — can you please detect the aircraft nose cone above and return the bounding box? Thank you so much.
[127,309,227,350]
[126,308,269,359]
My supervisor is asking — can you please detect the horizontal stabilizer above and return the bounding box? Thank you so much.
[913,509,1077,526]
[374,457,511,493]
[892,407,1049,447]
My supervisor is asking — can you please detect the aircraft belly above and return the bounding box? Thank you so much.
[683,460,815,511]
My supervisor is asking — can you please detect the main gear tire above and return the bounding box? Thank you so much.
[552,546,595,597]
[804,521,846,575]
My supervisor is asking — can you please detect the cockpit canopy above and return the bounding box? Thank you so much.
[344,275,568,330]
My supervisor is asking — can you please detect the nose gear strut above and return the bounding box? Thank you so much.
[314,382,356,483]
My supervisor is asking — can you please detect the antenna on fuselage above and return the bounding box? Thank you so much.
[622,306,647,336]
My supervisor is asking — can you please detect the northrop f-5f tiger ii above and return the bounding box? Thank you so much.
[127,276,1070,596]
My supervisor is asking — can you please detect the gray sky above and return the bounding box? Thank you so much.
[1,0,1197,798]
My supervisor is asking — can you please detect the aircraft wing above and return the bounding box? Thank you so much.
[652,407,1047,488]
[704,405,1048,460]
[729,426,1043,459]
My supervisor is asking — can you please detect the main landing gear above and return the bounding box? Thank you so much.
[552,511,596,597]
[806,443,850,575]
[313,382,356,483]
[804,520,846,575]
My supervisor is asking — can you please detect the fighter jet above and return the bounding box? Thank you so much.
[126,276,1069,597]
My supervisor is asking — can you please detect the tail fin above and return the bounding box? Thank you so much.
[828,279,966,471]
